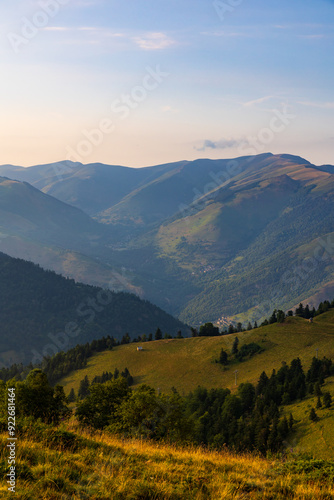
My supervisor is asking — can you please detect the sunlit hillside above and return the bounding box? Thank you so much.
[60,312,334,396]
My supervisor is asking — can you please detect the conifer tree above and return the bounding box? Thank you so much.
[155,328,162,340]
[68,388,76,402]
[232,337,239,355]
[309,407,318,422]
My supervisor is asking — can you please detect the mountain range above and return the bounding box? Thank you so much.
[1,153,333,326]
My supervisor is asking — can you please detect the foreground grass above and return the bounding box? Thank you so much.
[1,418,334,499]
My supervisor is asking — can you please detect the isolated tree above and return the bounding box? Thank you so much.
[219,348,228,366]
[316,396,322,409]
[323,392,332,408]
[247,322,252,331]
[232,337,239,355]
[309,407,318,422]
[68,388,76,402]
[155,328,162,340]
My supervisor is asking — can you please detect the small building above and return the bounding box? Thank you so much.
[137,346,143,351]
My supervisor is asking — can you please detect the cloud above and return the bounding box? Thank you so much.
[43,27,69,32]
[133,32,176,50]
[242,95,275,107]
[299,34,327,40]
[200,31,251,38]
[195,138,243,152]
[161,105,179,114]
[298,101,334,109]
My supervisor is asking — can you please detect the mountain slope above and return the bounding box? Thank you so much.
[0,160,189,216]
[0,252,188,366]
[60,311,334,395]
[1,154,334,325]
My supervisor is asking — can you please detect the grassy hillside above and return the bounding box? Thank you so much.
[60,312,334,396]
[282,375,334,460]
[1,417,334,499]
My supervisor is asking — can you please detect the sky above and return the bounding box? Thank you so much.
[0,0,333,167]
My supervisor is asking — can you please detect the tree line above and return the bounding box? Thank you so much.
[1,356,332,455]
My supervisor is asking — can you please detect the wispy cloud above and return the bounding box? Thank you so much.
[161,105,179,114]
[133,32,176,50]
[195,138,243,152]
[43,27,68,32]
[242,96,275,107]
[298,100,334,109]
[200,31,251,38]
[299,34,327,39]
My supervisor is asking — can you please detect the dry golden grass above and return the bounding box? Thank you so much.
[1,417,334,499]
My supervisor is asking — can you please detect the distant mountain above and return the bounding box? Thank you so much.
[0,160,188,216]
[1,153,334,326]
[0,252,188,366]
[0,176,101,247]
[0,176,143,295]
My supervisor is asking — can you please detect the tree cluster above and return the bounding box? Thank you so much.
[0,369,70,425]
[77,368,133,400]
[75,357,333,455]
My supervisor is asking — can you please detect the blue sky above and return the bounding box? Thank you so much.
[1,0,333,166]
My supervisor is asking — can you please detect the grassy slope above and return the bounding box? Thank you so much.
[59,312,334,461]
[1,418,334,499]
[282,375,334,460]
[60,313,334,396]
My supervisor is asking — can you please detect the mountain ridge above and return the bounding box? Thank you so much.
[0,153,333,325]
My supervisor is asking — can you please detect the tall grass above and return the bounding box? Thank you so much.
[1,417,334,499]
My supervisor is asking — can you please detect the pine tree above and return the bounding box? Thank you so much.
[323,391,332,408]
[314,382,322,397]
[316,396,322,409]
[309,407,318,421]
[155,328,162,340]
[68,388,76,402]
[232,337,239,355]
[228,324,235,334]
[288,413,294,430]
[219,348,228,366]
[78,375,90,400]
[277,310,285,323]
[191,327,198,337]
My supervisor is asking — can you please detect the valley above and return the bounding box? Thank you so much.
[0,153,334,326]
